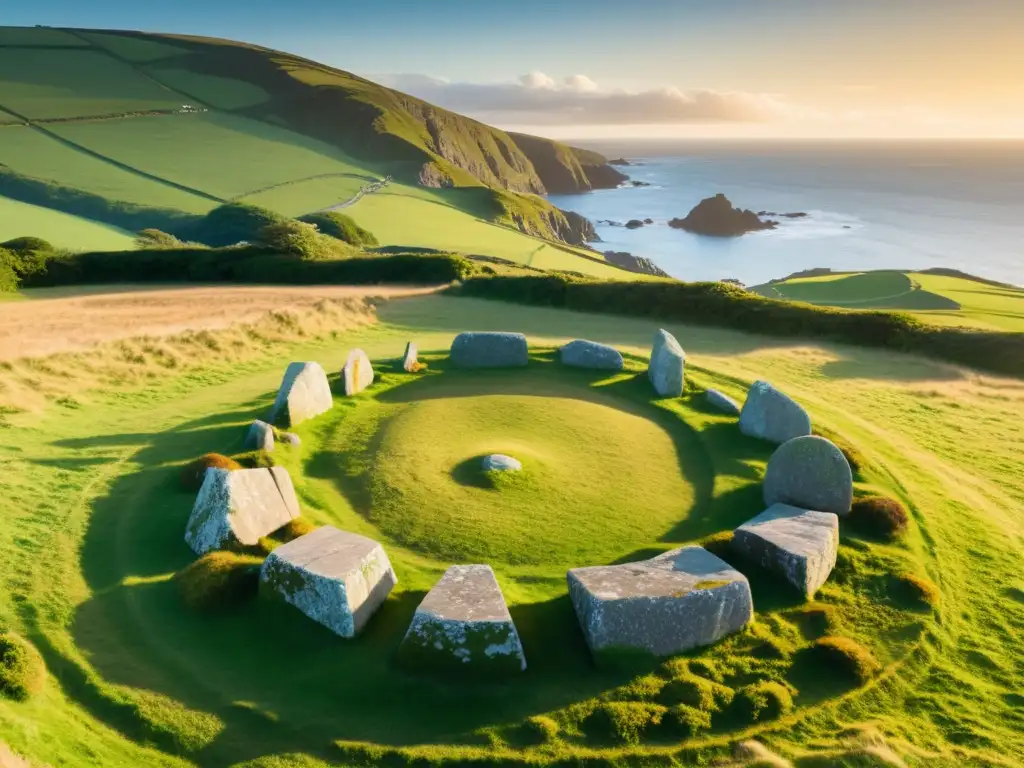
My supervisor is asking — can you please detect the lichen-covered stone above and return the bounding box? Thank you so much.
[450,332,528,368]
[482,454,522,472]
[267,362,332,427]
[739,380,811,444]
[342,348,374,396]
[567,546,752,658]
[260,526,397,638]
[559,339,624,371]
[732,503,839,598]
[706,389,741,416]
[244,419,275,452]
[764,436,852,515]
[185,467,301,555]
[402,342,419,372]
[648,329,685,397]
[399,565,526,674]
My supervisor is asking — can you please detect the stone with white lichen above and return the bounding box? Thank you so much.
[267,361,332,427]
[244,419,275,452]
[398,564,526,675]
[260,526,397,638]
[450,332,528,368]
[647,329,685,397]
[342,348,374,396]
[738,380,811,444]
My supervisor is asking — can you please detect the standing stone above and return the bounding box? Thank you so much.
[706,389,741,416]
[647,329,685,397]
[399,565,526,674]
[342,349,374,396]
[482,454,522,472]
[567,546,752,658]
[764,436,853,515]
[185,467,301,555]
[739,380,811,444]
[732,503,839,598]
[402,342,419,372]
[559,339,624,371]
[260,526,397,638]
[244,419,275,452]
[450,332,528,368]
[267,362,332,427]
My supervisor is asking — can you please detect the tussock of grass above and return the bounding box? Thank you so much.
[803,637,880,685]
[888,573,939,610]
[658,676,734,713]
[232,449,275,470]
[731,682,793,724]
[180,453,242,492]
[847,497,910,540]
[176,551,263,612]
[663,704,712,739]
[521,715,559,745]
[0,632,46,701]
[274,518,318,542]
[610,674,665,702]
[733,740,792,768]
[585,701,666,746]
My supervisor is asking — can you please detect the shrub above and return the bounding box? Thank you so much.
[185,203,285,248]
[522,714,560,744]
[806,636,880,685]
[135,228,184,249]
[180,453,242,492]
[890,573,939,609]
[176,551,263,612]
[257,220,335,260]
[585,701,665,745]
[663,704,711,739]
[0,255,17,294]
[847,496,909,540]
[732,681,793,723]
[0,632,46,701]
[0,236,52,254]
[299,212,378,247]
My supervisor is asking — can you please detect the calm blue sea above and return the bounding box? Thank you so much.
[548,140,1024,286]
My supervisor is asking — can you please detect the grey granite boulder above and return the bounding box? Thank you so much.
[567,546,752,658]
[244,419,275,452]
[739,380,811,444]
[482,454,522,472]
[267,362,332,427]
[559,339,624,371]
[764,436,852,515]
[185,467,301,555]
[399,565,526,674]
[279,432,301,446]
[342,348,374,396]
[402,342,419,372]
[450,332,528,368]
[260,526,397,638]
[706,389,741,416]
[732,503,839,598]
[648,329,685,397]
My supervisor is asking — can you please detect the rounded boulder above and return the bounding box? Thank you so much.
[482,454,522,472]
[559,339,623,371]
[739,380,811,444]
[763,435,853,515]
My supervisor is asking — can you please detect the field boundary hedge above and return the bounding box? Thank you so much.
[453,275,1024,378]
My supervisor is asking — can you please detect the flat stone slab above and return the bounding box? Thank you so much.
[567,546,752,658]
[732,503,839,598]
[260,526,397,638]
[648,329,685,397]
[482,454,522,472]
[706,389,741,416]
[764,435,852,515]
[559,339,624,371]
[402,342,419,372]
[739,380,811,444]
[267,362,332,427]
[450,332,528,368]
[185,467,301,555]
[399,565,526,674]
[342,348,374,396]
[244,419,275,452]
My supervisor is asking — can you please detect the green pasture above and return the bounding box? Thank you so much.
[0,27,87,48]
[235,175,373,216]
[0,197,135,250]
[912,273,1024,332]
[75,30,191,63]
[143,67,270,110]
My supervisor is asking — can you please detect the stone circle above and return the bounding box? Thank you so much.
[739,380,811,444]
[482,454,522,472]
[267,361,333,427]
[244,419,274,452]
[559,339,624,371]
[648,328,685,397]
[342,348,374,396]
[185,466,301,555]
[731,503,839,598]
[399,564,526,674]
[764,435,853,515]
[260,525,397,638]
[706,388,741,416]
[567,546,753,657]
[450,331,528,368]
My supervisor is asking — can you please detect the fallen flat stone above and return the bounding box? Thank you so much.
[567,546,752,658]
[732,503,839,598]
[267,362,332,427]
[482,454,522,472]
[402,342,419,372]
[244,419,275,452]
[450,332,528,368]
[185,466,301,555]
[559,339,624,371]
[706,389,741,416]
[648,329,685,397]
[739,380,811,444]
[342,348,374,396]
[764,435,853,515]
[260,526,397,638]
[399,565,526,674]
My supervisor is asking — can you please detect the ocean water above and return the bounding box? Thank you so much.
[548,140,1024,286]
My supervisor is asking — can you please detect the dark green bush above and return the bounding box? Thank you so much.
[0,632,46,701]
[1,236,52,254]
[0,253,17,293]
[182,203,285,248]
[658,676,734,712]
[257,220,336,260]
[180,453,243,492]
[847,496,909,540]
[805,636,880,684]
[521,714,560,744]
[135,228,185,249]
[299,211,378,246]
[176,551,263,612]
[732,681,793,723]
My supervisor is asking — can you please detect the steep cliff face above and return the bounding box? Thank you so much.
[508,133,629,194]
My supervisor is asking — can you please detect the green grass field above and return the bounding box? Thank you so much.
[74,30,191,63]
[0,197,135,250]
[0,27,87,47]
[143,67,270,110]
[1,292,1020,767]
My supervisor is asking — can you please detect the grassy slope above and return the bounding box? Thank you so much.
[0,197,135,250]
[0,293,1020,766]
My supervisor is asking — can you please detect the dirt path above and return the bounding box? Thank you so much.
[0,283,440,361]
